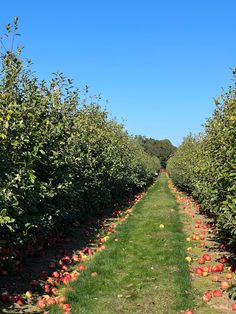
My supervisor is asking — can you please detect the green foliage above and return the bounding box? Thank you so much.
[167,74,236,247]
[135,136,176,168]
[0,21,160,249]
[167,134,199,194]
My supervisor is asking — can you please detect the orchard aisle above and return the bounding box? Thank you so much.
[54,173,194,314]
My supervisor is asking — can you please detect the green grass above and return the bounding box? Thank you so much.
[51,173,195,313]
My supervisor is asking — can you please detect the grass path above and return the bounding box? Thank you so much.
[52,173,194,313]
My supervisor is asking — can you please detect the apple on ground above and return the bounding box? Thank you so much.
[213,290,222,297]
[226,272,233,279]
[232,302,236,311]
[220,281,230,289]
[211,274,220,282]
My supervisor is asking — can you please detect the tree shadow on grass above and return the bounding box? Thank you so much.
[0,194,137,313]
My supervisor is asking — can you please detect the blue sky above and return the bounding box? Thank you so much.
[1,0,235,146]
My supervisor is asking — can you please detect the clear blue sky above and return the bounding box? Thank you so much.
[1,0,235,146]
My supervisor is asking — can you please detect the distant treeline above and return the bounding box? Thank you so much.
[135,136,176,168]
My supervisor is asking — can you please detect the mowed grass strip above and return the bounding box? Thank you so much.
[51,173,194,314]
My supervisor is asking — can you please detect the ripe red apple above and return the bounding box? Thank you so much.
[198,242,205,248]
[219,256,228,263]
[78,264,86,271]
[226,272,233,279]
[60,256,71,264]
[203,254,211,261]
[61,265,69,272]
[47,297,56,305]
[47,277,54,285]
[52,271,59,278]
[202,266,209,272]
[198,257,205,264]
[212,274,220,282]
[51,287,58,295]
[62,274,72,284]
[37,299,46,309]
[184,310,193,314]
[232,302,236,311]
[199,234,205,240]
[220,281,230,289]
[61,303,71,311]
[72,254,80,262]
[211,265,219,273]
[44,284,50,293]
[202,294,210,302]
[195,267,203,275]
[207,265,213,272]
[217,263,224,272]
[213,290,222,297]
[204,291,212,299]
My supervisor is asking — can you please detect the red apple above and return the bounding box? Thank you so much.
[211,265,219,273]
[207,265,212,272]
[52,271,59,278]
[213,290,222,297]
[203,254,211,261]
[219,256,228,263]
[212,274,220,282]
[198,257,205,264]
[62,274,72,284]
[78,264,86,271]
[44,284,50,293]
[232,302,236,311]
[37,299,46,309]
[204,291,212,299]
[198,242,205,248]
[220,281,230,289]
[47,297,56,305]
[217,263,224,272]
[195,267,203,275]
[61,303,71,311]
[226,272,233,279]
